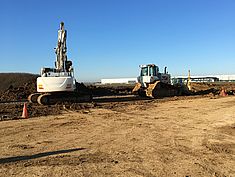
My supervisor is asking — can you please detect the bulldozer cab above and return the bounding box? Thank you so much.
[137,64,171,87]
[138,64,160,87]
[140,64,159,77]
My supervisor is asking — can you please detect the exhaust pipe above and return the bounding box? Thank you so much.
[164,67,167,74]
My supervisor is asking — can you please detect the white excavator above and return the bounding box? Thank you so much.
[132,64,181,98]
[28,22,92,105]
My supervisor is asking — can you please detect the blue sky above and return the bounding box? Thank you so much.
[1,0,235,81]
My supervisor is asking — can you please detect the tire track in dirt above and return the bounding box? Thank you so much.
[0,96,234,176]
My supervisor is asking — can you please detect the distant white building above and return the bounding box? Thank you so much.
[174,74,235,82]
[101,78,137,84]
[101,74,235,85]
[212,75,235,81]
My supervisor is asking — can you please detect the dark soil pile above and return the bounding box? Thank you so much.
[191,82,235,95]
[88,84,134,96]
[0,73,38,102]
[0,73,38,91]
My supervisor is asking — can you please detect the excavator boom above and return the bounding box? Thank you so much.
[55,22,67,71]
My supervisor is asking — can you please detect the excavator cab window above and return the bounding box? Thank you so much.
[140,67,148,76]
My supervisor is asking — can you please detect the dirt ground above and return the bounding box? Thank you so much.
[0,96,234,177]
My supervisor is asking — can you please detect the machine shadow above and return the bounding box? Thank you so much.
[0,148,85,164]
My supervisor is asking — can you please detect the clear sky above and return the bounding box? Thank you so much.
[1,0,235,81]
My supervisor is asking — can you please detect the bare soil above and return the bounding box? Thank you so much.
[0,96,234,177]
[0,73,38,92]
[0,73,234,176]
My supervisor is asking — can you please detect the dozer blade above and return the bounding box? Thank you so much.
[146,81,179,98]
[146,81,161,98]
[132,83,142,94]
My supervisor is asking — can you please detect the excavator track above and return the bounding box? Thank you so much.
[28,93,41,103]
[28,92,92,105]
[37,93,52,105]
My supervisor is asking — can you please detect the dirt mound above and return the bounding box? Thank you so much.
[0,82,37,102]
[88,84,134,96]
[0,73,38,102]
[191,82,235,95]
[0,73,38,92]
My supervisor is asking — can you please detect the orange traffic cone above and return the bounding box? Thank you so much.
[220,88,227,97]
[22,103,28,119]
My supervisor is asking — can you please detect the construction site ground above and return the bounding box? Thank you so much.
[0,95,235,177]
[0,73,235,176]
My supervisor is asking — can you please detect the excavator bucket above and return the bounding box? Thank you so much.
[132,83,142,94]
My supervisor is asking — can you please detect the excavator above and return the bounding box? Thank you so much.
[28,22,92,105]
[132,64,181,98]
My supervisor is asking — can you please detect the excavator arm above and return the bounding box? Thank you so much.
[55,22,67,71]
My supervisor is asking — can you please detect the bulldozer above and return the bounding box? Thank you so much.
[28,22,92,105]
[132,64,180,98]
